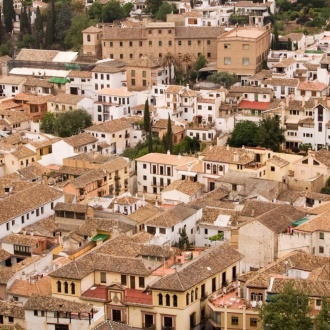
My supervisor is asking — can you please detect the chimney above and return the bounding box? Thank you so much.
[188,162,192,172]
[167,150,170,155]
[234,151,239,162]
[242,145,245,150]
[178,153,181,159]
[226,144,229,150]
[301,95,305,107]
[251,207,255,217]
[186,84,189,90]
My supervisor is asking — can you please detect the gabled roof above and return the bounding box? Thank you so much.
[162,179,204,197]
[150,244,243,291]
[298,80,327,91]
[63,132,98,148]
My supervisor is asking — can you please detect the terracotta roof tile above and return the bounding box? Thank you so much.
[63,132,98,148]
[162,179,204,196]
[150,244,243,291]
[298,80,327,91]
[7,276,52,297]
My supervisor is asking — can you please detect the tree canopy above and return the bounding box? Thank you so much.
[259,283,312,330]
[314,296,330,330]
[144,0,163,15]
[228,121,260,148]
[206,71,237,88]
[155,2,178,21]
[258,116,285,152]
[51,109,93,138]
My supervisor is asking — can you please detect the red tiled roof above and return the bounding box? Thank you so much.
[238,100,271,110]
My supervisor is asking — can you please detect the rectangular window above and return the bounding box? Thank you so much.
[119,41,123,47]
[139,277,145,288]
[319,123,323,132]
[319,246,324,253]
[121,274,127,285]
[242,57,249,65]
[178,40,182,46]
[320,232,324,240]
[100,272,106,283]
[250,318,258,326]
[224,44,230,49]
[168,40,172,46]
[224,57,231,65]
[159,41,162,46]
[232,316,238,325]
[188,40,191,45]
[243,44,249,49]
[271,166,275,172]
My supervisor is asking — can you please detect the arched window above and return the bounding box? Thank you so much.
[257,293,263,302]
[57,281,61,293]
[71,283,75,295]
[219,165,223,171]
[166,294,170,306]
[251,292,256,301]
[195,288,198,300]
[212,164,217,174]
[87,34,91,42]
[158,293,163,306]
[191,290,194,303]
[173,294,178,307]
[186,293,190,305]
[206,164,210,170]
[64,282,68,294]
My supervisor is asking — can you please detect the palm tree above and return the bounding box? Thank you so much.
[161,52,179,84]
[178,53,196,84]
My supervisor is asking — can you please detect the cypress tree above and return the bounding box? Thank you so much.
[0,8,4,44]
[163,114,173,153]
[143,99,150,133]
[35,6,43,33]
[148,125,153,153]
[55,0,72,42]
[3,0,15,33]
[20,6,29,35]
[45,0,56,47]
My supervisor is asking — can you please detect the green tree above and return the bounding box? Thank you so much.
[20,6,30,35]
[45,0,56,47]
[315,296,330,330]
[228,121,260,148]
[102,0,125,23]
[144,0,163,16]
[162,52,178,84]
[148,125,153,153]
[64,14,95,51]
[272,23,280,50]
[0,8,4,44]
[18,34,36,49]
[163,114,173,153]
[178,228,190,250]
[298,143,312,154]
[194,54,207,71]
[55,0,72,42]
[34,6,43,47]
[172,136,199,155]
[88,2,103,20]
[53,109,93,137]
[207,71,237,88]
[143,99,151,133]
[258,116,285,152]
[259,283,312,330]
[122,2,133,16]
[155,1,178,21]
[287,37,292,51]
[3,0,15,33]
[40,112,56,134]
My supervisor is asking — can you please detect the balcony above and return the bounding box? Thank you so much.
[143,324,156,330]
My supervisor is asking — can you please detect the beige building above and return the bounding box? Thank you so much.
[83,22,225,62]
[217,24,271,80]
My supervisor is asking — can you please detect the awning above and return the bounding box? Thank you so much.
[48,77,70,84]
[293,217,309,227]
[92,234,109,242]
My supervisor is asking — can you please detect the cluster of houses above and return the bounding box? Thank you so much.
[0,0,330,329]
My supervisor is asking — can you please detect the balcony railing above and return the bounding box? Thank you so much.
[143,324,156,330]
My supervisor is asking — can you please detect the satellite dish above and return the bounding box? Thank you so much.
[11,224,22,234]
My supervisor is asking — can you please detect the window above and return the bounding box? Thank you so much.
[64,282,68,294]
[139,277,145,288]
[319,246,324,253]
[224,57,231,65]
[131,79,135,86]
[207,52,211,58]
[143,164,147,169]
[129,41,133,47]
[186,293,190,305]
[57,281,61,293]
[158,293,163,305]
[320,232,324,240]
[250,318,258,326]
[232,316,239,325]
[121,274,127,285]
[8,317,13,323]
[243,44,249,49]
[316,299,322,306]
[71,283,75,295]
[119,41,123,47]
[242,57,249,65]
[166,294,170,306]
[110,42,113,47]
[224,43,231,49]
[204,228,208,235]
[271,166,275,172]
[87,34,91,42]
[207,40,211,45]
[159,41,162,46]
[173,294,178,307]
[178,40,182,46]
[100,272,106,283]
[188,40,191,45]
